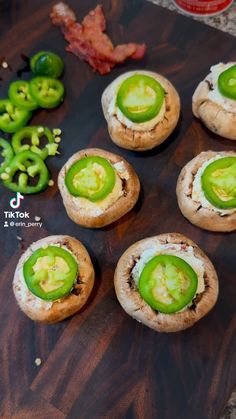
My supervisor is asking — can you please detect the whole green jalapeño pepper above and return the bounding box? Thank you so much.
[65,156,116,201]
[30,51,64,78]
[29,77,64,109]
[2,150,49,194]
[0,138,14,175]
[138,255,198,314]
[12,126,58,160]
[116,74,165,123]
[201,157,236,209]
[23,246,78,301]
[8,80,38,111]
[218,65,236,100]
[0,99,32,133]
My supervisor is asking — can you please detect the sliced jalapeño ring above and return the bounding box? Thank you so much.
[138,254,198,314]
[65,155,116,201]
[2,150,49,194]
[218,64,236,100]
[0,99,32,133]
[30,51,64,78]
[0,138,14,175]
[12,126,58,160]
[116,74,165,123]
[23,246,78,301]
[29,76,64,109]
[201,156,236,209]
[8,80,38,111]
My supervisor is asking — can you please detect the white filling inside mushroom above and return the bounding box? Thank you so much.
[206,62,236,113]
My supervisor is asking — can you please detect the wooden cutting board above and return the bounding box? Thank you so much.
[0,1,235,418]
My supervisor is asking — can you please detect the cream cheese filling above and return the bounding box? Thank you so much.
[206,62,236,113]
[107,75,166,131]
[131,243,205,312]
[17,243,77,309]
[192,155,236,216]
[72,161,129,216]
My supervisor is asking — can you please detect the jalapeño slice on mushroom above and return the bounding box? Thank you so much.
[138,255,198,314]
[218,64,236,100]
[116,74,165,123]
[23,246,78,301]
[201,157,236,209]
[65,156,116,201]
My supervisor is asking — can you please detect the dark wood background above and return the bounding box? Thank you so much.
[0,0,235,418]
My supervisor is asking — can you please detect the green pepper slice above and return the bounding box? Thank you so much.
[201,157,236,209]
[8,80,38,111]
[65,156,116,201]
[138,255,198,314]
[0,99,32,133]
[116,74,165,123]
[30,51,64,78]
[23,246,78,301]
[2,150,49,194]
[0,138,14,174]
[29,77,64,109]
[12,126,58,160]
[218,65,236,100]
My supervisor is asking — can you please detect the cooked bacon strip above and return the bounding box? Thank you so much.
[50,2,146,75]
[83,4,106,33]
[50,1,76,26]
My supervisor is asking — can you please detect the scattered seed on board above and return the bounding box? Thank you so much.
[53,128,61,136]
[2,61,8,69]
[1,173,9,180]
[35,358,42,366]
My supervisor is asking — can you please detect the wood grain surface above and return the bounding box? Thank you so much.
[0,0,235,418]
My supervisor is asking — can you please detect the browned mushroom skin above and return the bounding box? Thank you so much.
[58,148,140,228]
[102,70,180,151]
[192,67,236,140]
[13,235,95,323]
[114,233,218,333]
[176,151,236,232]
